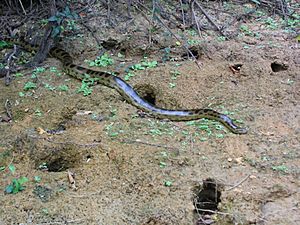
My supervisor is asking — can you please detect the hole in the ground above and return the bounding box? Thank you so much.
[102,38,119,50]
[143,92,156,105]
[181,46,202,59]
[193,178,222,215]
[134,84,157,105]
[271,62,288,72]
[47,157,70,172]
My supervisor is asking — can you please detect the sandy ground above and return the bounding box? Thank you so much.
[0,4,299,224]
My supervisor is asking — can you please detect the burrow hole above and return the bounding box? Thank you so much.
[271,62,288,72]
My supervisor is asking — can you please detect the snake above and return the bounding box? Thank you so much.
[2,36,248,134]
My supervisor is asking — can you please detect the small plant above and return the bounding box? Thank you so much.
[169,83,176,88]
[38,163,48,171]
[0,40,10,49]
[47,6,79,37]
[187,39,201,45]
[264,17,278,30]
[15,72,24,77]
[34,176,41,183]
[142,60,158,68]
[170,70,180,80]
[5,177,29,194]
[77,74,99,96]
[130,60,158,71]
[131,63,145,70]
[187,29,197,36]
[49,67,58,73]
[272,165,288,173]
[44,83,56,91]
[23,81,37,91]
[88,53,114,67]
[58,84,69,91]
[286,13,300,29]
[159,162,167,168]
[217,36,226,42]
[124,72,135,81]
[240,25,253,36]
[164,180,172,187]
[33,67,46,74]
[35,109,43,117]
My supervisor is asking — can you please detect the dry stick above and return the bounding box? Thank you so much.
[135,2,206,105]
[18,0,27,15]
[280,0,288,22]
[107,0,111,24]
[136,2,202,70]
[5,44,17,86]
[80,22,101,47]
[225,174,251,191]
[179,0,186,27]
[127,0,132,18]
[191,0,202,38]
[194,0,226,37]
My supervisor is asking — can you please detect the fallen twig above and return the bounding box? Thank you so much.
[194,0,226,37]
[225,174,251,191]
[135,2,202,70]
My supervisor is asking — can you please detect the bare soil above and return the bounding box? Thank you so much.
[0,3,299,225]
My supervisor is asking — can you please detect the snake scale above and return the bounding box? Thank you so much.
[2,36,248,134]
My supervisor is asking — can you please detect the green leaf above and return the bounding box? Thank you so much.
[48,16,58,22]
[23,81,37,91]
[18,177,29,185]
[164,181,172,187]
[5,184,14,194]
[34,176,41,182]
[251,0,260,4]
[8,164,15,174]
[52,27,61,37]
[159,162,167,168]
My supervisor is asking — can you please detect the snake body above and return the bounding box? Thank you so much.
[3,37,248,134]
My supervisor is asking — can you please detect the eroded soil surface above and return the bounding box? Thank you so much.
[0,3,299,225]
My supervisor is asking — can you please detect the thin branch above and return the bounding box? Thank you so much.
[194,0,226,37]
[225,174,251,191]
[135,2,202,69]
[179,0,186,27]
[18,0,27,15]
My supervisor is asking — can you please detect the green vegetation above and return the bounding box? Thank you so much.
[77,74,99,96]
[272,165,288,173]
[217,36,226,42]
[5,177,29,194]
[124,59,158,81]
[2,164,29,194]
[0,40,10,49]
[88,53,114,67]
[46,6,79,37]
[23,81,37,91]
[164,180,172,187]
[264,17,278,30]
[35,109,43,117]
